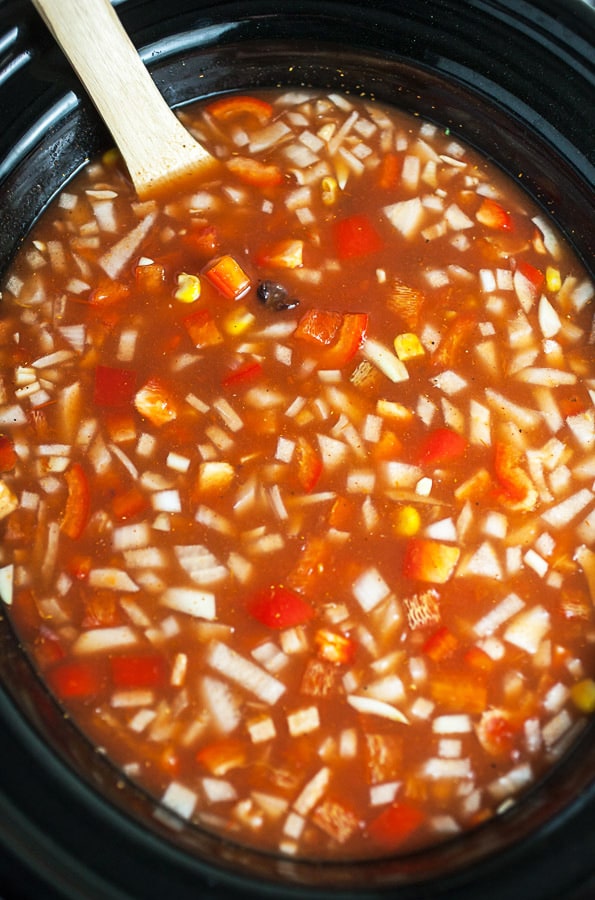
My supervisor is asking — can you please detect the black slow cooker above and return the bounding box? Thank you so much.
[0,1,593,898]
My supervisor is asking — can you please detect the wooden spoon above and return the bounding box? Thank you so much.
[32,0,218,199]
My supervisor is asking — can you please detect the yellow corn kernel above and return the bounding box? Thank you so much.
[394,333,425,361]
[102,147,120,167]
[570,678,595,714]
[175,272,201,303]
[546,266,561,292]
[392,505,421,537]
[223,305,256,336]
[321,176,339,206]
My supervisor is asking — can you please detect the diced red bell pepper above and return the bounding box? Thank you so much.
[93,364,136,407]
[296,436,323,493]
[294,309,343,346]
[430,673,487,714]
[110,654,167,689]
[402,538,460,584]
[111,485,148,520]
[222,359,263,388]
[378,152,401,190]
[196,738,246,776]
[463,645,494,673]
[334,213,384,259]
[476,197,514,231]
[422,625,459,662]
[88,279,130,308]
[205,94,274,125]
[61,463,90,540]
[493,441,536,508]
[367,802,425,848]
[47,660,104,701]
[181,224,220,260]
[183,308,223,348]
[515,260,544,295]
[320,312,369,368]
[256,238,304,269]
[226,156,283,187]
[0,434,17,472]
[431,313,476,369]
[248,584,315,629]
[204,255,251,300]
[66,554,92,581]
[417,427,468,467]
[315,628,356,665]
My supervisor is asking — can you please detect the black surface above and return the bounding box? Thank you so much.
[0,1,593,898]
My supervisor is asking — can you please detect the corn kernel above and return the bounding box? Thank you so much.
[392,505,421,537]
[175,272,201,303]
[223,305,256,336]
[546,266,561,292]
[570,678,595,714]
[102,147,120,167]
[321,176,339,206]
[394,333,425,361]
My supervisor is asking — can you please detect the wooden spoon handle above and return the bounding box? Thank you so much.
[32,0,216,199]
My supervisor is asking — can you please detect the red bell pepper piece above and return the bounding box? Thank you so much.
[294,309,343,346]
[88,279,130,308]
[204,255,251,300]
[368,802,425,848]
[402,538,460,584]
[378,152,401,190]
[183,308,223,348]
[111,485,148,521]
[417,427,468,467]
[334,213,384,259]
[93,364,136,407]
[515,260,544,295]
[110,654,167,689]
[476,197,514,231]
[0,434,17,472]
[226,156,283,187]
[296,436,323,493]
[47,660,104,700]
[205,94,274,125]
[493,441,537,509]
[222,359,263,388]
[248,584,315,629]
[422,625,459,662]
[61,463,90,540]
[320,312,368,368]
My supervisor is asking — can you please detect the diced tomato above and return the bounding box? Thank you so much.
[226,156,283,187]
[402,538,460,584]
[367,802,425,848]
[66,554,92,581]
[134,378,178,427]
[33,628,65,668]
[476,197,514,231]
[93,364,136,407]
[463,645,494,673]
[315,628,356,665]
[417,427,468,467]
[134,262,165,293]
[328,495,356,531]
[81,590,119,628]
[221,359,263,388]
[0,434,17,472]
[61,463,90,540]
[295,436,323,493]
[111,485,148,520]
[493,441,537,510]
[88,278,130,308]
[320,312,369,368]
[515,260,544,294]
[248,584,315,629]
[110,654,167,689]
[422,625,459,662]
[374,430,403,461]
[256,238,304,269]
[378,152,401,190]
[334,213,384,259]
[47,660,104,701]
[181,224,221,260]
[182,308,223,348]
[475,709,516,756]
[430,673,487,714]
[431,313,476,369]
[286,536,330,597]
[205,94,274,125]
[204,255,251,300]
[294,309,343,346]
[196,738,246,776]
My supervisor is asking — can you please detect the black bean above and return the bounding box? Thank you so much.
[256,280,300,312]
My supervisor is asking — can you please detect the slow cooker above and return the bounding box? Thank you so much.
[0,1,593,897]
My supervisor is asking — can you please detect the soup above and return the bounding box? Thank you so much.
[0,89,593,860]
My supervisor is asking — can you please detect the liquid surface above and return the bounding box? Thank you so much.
[0,90,594,860]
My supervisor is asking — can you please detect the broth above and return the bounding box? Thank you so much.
[0,90,594,860]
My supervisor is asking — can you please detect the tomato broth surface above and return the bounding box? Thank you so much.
[0,90,594,861]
